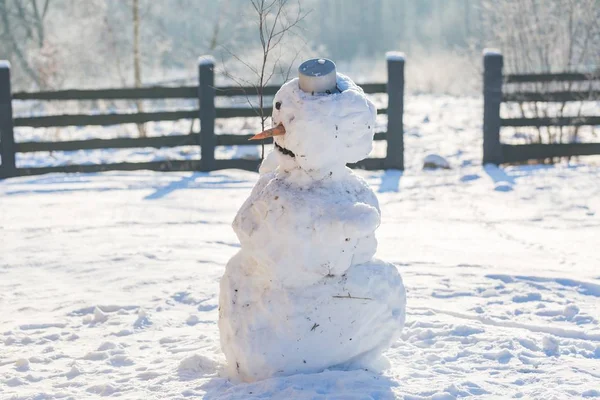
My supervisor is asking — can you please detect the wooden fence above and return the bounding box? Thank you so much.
[482,50,600,165]
[0,54,405,179]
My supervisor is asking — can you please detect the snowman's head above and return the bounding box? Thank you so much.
[257,74,376,178]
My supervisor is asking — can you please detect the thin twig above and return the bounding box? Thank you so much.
[332,293,373,301]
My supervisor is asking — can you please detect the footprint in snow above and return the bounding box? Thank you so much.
[512,293,542,303]
[109,354,135,367]
[460,174,480,182]
[87,383,118,396]
[198,303,218,312]
[134,309,152,328]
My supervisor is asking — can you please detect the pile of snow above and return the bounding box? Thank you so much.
[219,75,406,381]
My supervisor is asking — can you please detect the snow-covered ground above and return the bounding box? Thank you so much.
[2,95,600,399]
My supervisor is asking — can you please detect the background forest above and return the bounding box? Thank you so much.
[1,0,599,94]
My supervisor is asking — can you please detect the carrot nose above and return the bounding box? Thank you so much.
[249,124,286,140]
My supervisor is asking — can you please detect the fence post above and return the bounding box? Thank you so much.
[483,49,504,165]
[0,61,16,178]
[385,52,405,170]
[199,56,216,172]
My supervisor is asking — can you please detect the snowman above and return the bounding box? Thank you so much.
[219,59,406,382]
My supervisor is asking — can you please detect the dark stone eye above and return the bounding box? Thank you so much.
[275,101,282,110]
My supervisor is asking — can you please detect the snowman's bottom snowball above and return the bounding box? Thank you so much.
[219,255,406,382]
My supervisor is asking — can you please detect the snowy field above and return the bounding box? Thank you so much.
[2,95,600,399]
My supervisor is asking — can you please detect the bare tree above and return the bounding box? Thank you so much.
[481,0,600,157]
[482,0,600,73]
[0,0,53,89]
[221,0,310,158]
[209,0,230,51]
[132,0,146,137]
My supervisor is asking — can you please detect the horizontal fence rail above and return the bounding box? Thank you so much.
[14,160,203,176]
[483,50,600,165]
[15,134,202,152]
[0,53,404,178]
[501,116,600,127]
[214,83,387,97]
[502,143,600,163]
[14,110,198,128]
[12,83,389,101]
[504,72,600,83]
[503,91,600,102]
[13,86,198,101]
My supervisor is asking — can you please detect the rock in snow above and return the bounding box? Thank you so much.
[423,154,451,170]
[219,74,406,382]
